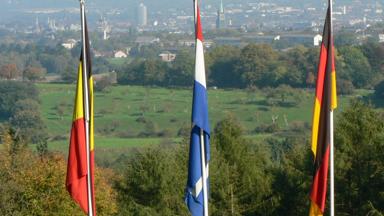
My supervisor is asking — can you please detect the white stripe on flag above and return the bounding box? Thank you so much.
[192,163,209,198]
[195,39,206,88]
[192,177,203,198]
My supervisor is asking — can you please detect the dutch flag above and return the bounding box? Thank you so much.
[185,1,210,216]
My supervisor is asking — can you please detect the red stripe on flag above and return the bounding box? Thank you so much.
[315,44,328,105]
[196,6,204,42]
[310,145,330,213]
[66,118,90,214]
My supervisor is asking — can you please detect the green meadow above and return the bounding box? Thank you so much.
[38,83,365,158]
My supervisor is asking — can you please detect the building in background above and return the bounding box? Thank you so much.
[216,0,226,29]
[159,51,176,62]
[314,34,322,46]
[35,17,41,34]
[62,39,78,49]
[137,3,148,26]
[98,16,111,40]
[114,50,128,58]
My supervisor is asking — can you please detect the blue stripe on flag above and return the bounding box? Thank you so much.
[185,126,205,215]
[192,79,210,162]
[185,80,210,216]
[192,81,210,134]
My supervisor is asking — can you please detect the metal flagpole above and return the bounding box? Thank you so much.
[329,0,335,216]
[330,107,335,216]
[80,1,93,216]
[200,129,208,216]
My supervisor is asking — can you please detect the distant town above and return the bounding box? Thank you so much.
[0,0,384,60]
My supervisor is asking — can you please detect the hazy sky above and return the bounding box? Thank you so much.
[0,0,340,9]
[0,0,376,20]
[1,0,373,10]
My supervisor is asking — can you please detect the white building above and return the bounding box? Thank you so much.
[137,3,148,26]
[314,34,323,46]
[178,39,195,47]
[62,39,78,49]
[379,34,384,43]
[159,51,176,62]
[114,51,128,58]
[136,36,160,45]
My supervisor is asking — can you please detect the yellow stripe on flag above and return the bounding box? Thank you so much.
[311,99,321,156]
[89,76,94,151]
[331,71,337,110]
[73,63,84,121]
[309,201,323,216]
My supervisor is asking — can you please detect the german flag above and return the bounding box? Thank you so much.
[66,18,95,215]
[309,5,337,216]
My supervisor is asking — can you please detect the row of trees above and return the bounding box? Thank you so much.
[1,39,383,88]
[117,41,384,91]
[0,43,111,82]
[0,43,77,81]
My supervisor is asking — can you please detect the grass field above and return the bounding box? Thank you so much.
[37,83,366,157]
[106,57,132,67]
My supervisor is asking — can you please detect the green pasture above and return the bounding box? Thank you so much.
[106,57,132,67]
[37,83,365,153]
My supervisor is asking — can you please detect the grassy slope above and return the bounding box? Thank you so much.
[38,83,361,155]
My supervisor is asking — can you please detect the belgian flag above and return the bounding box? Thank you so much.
[66,17,95,215]
[309,4,337,216]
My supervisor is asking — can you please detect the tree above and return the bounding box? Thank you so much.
[281,46,310,87]
[334,100,384,215]
[265,85,303,107]
[337,79,355,95]
[167,49,194,86]
[23,66,47,81]
[0,81,39,118]
[94,76,113,92]
[114,146,189,215]
[61,64,80,83]
[208,45,241,88]
[0,63,20,80]
[117,59,169,86]
[117,59,141,85]
[306,72,315,87]
[361,42,384,75]
[141,60,168,86]
[235,44,279,88]
[9,99,47,145]
[271,137,313,216]
[374,80,384,98]
[338,46,373,88]
[334,32,358,46]
[211,116,276,215]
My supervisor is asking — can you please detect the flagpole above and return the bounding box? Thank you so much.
[330,110,335,216]
[329,1,335,216]
[80,1,93,216]
[194,0,208,214]
[200,129,208,216]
